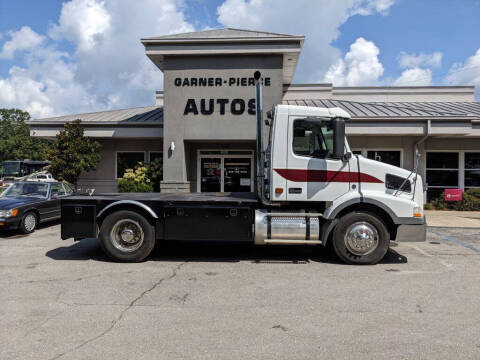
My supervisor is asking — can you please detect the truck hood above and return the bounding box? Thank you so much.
[357,155,412,180]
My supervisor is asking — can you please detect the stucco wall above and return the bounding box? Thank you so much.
[347,135,422,170]
[161,54,283,191]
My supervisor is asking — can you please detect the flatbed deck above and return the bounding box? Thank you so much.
[69,192,259,203]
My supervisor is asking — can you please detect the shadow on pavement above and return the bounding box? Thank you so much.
[46,238,407,265]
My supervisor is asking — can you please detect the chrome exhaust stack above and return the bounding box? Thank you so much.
[253,71,267,205]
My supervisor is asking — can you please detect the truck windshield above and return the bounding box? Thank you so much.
[2,162,21,176]
[2,182,49,199]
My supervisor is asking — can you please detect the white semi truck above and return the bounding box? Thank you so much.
[61,71,425,265]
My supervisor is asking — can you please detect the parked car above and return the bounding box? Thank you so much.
[26,172,56,182]
[0,182,73,233]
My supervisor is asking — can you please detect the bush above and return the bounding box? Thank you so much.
[423,203,433,210]
[118,165,153,193]
[146,157,163,192]
[425,189,480,211]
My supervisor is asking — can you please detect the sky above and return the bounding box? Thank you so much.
[0,0,479,119]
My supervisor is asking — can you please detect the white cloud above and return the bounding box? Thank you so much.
[445,48,480,99]
[394,67,432,86]
[0,26,45,59]
[323,37,384,86]
[0,0,194,118]
[398,51,442,69]
[0,47,104,118]
[350,0,395,15]
[217,0,396,82]
[49,0,111,52]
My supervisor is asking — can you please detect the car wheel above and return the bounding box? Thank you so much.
[332,211,390,265]
[99,210,155,262]
[20,212,37,234]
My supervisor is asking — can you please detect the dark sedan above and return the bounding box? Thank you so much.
[0,182,73,233]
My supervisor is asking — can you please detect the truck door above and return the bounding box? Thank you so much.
[280,117,350,201]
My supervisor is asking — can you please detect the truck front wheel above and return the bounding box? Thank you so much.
[332,212,389,265]
[99,210,155,262]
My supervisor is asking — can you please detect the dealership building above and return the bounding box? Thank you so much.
[28,28,480,201]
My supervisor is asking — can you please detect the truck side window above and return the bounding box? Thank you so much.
[293,119,333,158]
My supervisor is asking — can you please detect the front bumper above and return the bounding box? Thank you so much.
[395,218,426,242]
[0,217,20,230]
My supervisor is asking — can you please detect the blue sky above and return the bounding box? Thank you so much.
[0,0,479,118]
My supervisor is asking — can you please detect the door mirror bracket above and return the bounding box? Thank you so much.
[342,152,352,162]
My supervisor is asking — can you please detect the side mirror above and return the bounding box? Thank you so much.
[332,118,346,160]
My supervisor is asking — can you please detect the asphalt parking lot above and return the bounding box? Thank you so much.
[1,223,480,360]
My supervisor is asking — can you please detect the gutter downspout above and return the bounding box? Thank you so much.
[414,119,431,150]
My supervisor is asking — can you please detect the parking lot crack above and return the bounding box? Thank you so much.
[48,262,187,360]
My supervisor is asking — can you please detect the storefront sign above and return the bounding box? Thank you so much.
[174,76,271,116]
[445,188,462,201]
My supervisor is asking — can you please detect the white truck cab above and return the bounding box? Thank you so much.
[254,100,425,264]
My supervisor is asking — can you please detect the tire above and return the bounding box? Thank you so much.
[331,211,390,265]
[99,210,155,262]
[19,212,37,234]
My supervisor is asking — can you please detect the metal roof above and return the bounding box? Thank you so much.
[281,100,480,119]
[141,28,303,41]
[28,106,163,125]
[28,100,480,127]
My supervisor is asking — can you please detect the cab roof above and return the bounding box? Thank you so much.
[278,104,351,119]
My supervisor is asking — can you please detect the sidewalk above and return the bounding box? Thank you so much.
[425,210,480,228]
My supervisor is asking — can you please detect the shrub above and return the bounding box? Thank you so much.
[146,157,163,192]
[425,189,480,211]
[423,203,433,210]
[118,165,153,193]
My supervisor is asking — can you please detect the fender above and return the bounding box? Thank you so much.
[324,193,400,223]
[96,200,158,219]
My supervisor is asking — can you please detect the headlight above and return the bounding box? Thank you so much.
[0,209,18,218]
[413,205,423,218]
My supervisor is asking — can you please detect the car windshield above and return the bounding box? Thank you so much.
[2,162,21,176]
[2,183,49,199]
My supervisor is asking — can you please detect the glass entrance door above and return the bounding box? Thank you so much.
[200,158,221,192]
[224,158,252,192]
[198,150,254,193]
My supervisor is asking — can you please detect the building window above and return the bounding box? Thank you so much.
[116,152,145,178]
[149,151,163,164]
[366,150,401,167]
[352,149,402,167]
[464,152,480,189]
[426,152,459,201]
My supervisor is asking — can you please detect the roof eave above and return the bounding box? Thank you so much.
[141,36,305,44]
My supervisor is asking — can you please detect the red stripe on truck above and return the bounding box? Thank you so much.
[274,169,383,183]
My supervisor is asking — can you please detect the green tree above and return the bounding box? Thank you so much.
[0,109,50,166]
[47,119,101,190]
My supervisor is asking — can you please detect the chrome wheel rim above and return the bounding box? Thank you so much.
[24,214,36,232]
[344,221,379,256]
[110,219,144,253]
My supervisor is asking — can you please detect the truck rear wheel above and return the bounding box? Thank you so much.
[99,210,155,262]
[332,211,389,265]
